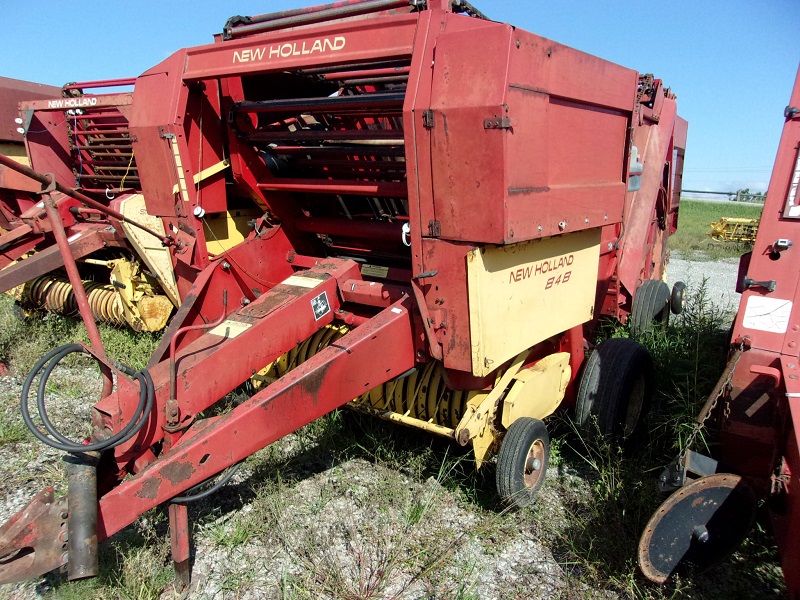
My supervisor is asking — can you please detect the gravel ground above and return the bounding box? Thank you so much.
[667,252,741,315]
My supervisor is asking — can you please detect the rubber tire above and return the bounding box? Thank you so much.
[670,281,687,315]
[630,280,670,335]
[575,338,654,438]
[496,417,550,508]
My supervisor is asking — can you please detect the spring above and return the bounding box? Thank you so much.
[254,324,468,431]
[23,276,126,327]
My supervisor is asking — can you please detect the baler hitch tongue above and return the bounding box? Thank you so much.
[0,488,69,584]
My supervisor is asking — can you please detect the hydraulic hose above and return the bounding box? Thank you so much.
[170,461,244,504]
[20,343,154,454]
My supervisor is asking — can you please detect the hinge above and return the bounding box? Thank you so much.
[484,117,511,130]
[422,110,435,128]
[428,220,441,237]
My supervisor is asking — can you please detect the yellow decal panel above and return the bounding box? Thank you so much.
[281,275,324,289]
[467,228,601,376]
[209,319,252,338]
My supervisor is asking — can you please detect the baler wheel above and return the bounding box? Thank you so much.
[670,281,687,315]
[575,338,653,438]
[496,417,550,507]
[631,279,670,334]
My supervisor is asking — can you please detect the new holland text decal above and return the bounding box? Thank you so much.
[233,36,346,63]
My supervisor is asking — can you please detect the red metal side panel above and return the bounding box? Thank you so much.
[428,19,511,244]
[403,9,437,297]
[0,77,60,143]
[732,68,800,357]
[617,97,679,292]
[21,110,76,188]
[505,31,635,243]
[776,358,800,597]
[725,68,800,598]
[424,16,636,245]
[129,53,192,217]
[182,82,227,215]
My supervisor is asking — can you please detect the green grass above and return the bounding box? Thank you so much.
[0,294,161,375]
[670,199,763,260]
[540,284,787,598]
[0,411,29,445]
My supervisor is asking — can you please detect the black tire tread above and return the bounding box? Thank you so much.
[496,417,550,507]
[575,338,653,437]
[631,279,670,334]
[671,281,687,315]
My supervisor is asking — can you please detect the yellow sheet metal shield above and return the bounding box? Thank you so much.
[467,228,601,376]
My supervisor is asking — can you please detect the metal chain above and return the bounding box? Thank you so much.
[678,349,743,461]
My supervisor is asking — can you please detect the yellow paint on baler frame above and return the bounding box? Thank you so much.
[119,194,181,306]
[501,352,571,428]
[203,209,262,255]
[467,228,601,377]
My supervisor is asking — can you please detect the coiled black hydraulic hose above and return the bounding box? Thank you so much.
[20,343,154,453]
[22,343,240,504]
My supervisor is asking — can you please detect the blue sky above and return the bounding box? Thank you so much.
[3,0,798,194]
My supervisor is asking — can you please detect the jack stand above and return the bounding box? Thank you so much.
[169,503,191,591]
[64,452,99,580]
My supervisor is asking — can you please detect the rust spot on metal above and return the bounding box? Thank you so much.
[297,360,331,402]
[239,294,291,318]
[162,461,195,485]
[508,186,550,195]
[137,477,162,500]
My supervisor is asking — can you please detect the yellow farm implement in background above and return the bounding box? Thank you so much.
[708,217,760,242]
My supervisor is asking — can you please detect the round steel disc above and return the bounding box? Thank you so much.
[638,473,756,583]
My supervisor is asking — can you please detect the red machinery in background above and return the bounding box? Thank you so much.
[639,67,800,599]
[0,0,686,589]
[0,76,61,250]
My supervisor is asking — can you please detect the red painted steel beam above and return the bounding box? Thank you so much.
[299,57,409,74]
[291,158,406,172]
[235,91,403,114]
[270,145,404,157]
[245,130,403,143]
[63,79,137,90]
[0,225,121,293]
[20,94,133,112]
[258,178,407,197]
[0,156,168,244]
[96,260,360,461]
[322,66,410,80]
[94,296,414,542]
[0,223,33,249]
[0,167,41,193]
[42,194,112,393]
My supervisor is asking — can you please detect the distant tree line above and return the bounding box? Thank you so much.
[732,188,766,203]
